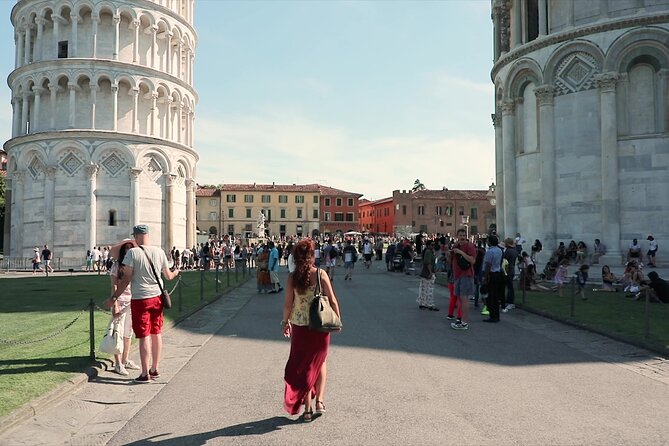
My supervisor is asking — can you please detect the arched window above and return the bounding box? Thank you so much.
[627,62,656,135]
[108,209,117,226]
[521,82,537,153]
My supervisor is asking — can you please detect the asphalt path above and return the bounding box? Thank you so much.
[107,261,669,446]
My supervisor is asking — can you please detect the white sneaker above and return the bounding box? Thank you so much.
[114,364,129,376]
[124,359,140,370]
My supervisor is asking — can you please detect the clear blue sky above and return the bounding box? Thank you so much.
[0,0,495,200]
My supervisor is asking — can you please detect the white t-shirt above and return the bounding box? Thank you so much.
[122,245,170,300]
[362,243,372,255]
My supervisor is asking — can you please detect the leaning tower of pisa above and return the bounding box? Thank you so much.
[491,0,669,263]
[3,0,198,260]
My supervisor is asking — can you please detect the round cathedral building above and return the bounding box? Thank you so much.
[492,0,669,262]
[3,0,198,260]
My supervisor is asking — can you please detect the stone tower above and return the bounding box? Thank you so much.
[491,0,669,263]
[3,0,198,260]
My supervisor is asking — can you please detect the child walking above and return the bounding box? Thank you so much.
[553,259,569,296]
[575,264,589,300]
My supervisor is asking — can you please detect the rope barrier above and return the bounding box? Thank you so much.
[0,308,87,345]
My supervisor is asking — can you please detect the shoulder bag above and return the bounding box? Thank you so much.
[309,268,342,332]
[140,246,172,309]
[99,317,123,355]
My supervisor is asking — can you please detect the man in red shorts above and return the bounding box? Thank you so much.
[108,224,180,382]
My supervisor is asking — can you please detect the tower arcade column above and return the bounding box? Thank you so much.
[501,99,517,236]
[536,85,556,253]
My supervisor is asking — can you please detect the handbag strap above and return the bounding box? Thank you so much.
[314,267,323,297]
[139,246,165,294]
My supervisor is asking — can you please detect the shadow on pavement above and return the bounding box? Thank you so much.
[0,356,91,375]
[122,416,300,445]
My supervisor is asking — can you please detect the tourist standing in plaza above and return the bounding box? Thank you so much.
[417,239,438,311]
[646,235,658,267]
[481,234,504,323]
[450,228,476,330]
[362,239,373,268]
[342,240,358,281]
[31,247,43,275]
[107,225,180,383]
[108,239,140,376]
[282,239,342,421]
[502,238,517,312]
[269,241,283,294]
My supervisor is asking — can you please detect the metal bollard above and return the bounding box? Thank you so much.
[235,262,238,281]
[200,269,204,302]
[216,265,220,293]
[227,264,230,288]
[89,299,96,361]
[570,276,576,317]
[644,288,650,339]
[178,276,183,313]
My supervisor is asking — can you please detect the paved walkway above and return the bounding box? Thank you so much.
[1,262,668,445]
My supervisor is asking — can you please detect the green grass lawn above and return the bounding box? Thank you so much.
[434,274,669,350]
[0,269,249,418]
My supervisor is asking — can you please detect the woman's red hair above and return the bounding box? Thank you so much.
[291,239,315,293]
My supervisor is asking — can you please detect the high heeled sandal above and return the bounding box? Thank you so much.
[302,409,313,422]
[315,400,326,414]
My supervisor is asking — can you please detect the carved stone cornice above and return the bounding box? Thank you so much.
[164,173,177,186]
[595,73,620,92]
[12,171,25,183]
[535,85,555,106]
[491,13,669,80]
[491,113,500,128]
[130,168,143,179]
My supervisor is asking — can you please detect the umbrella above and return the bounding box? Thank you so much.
[344,231,362,236]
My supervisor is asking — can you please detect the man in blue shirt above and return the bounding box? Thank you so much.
[482,234,504,323]
[268,241,283,294]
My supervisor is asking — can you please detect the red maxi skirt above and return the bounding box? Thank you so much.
[284,324,330,415]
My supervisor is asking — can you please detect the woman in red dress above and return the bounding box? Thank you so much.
[282,239,342,421]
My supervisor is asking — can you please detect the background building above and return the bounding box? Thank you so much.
[359,197,394,235]
[3,0,198,259]
[492,0,669,261]
[196,183,362,239]
[392,187,495,238]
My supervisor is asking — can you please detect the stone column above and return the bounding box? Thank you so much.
[91,15,99,58]
[177,101,183,143]
[111,84,118,131]
[132,20,140,63]
[113,15,120,60]
[151,25,158,69]
[32,86,43,132]
[657,69,668,132]
[70,13,79,57]
[11,172,25,257]
[53,17,60,56]
[189,53,195,85]
[190,110,195,146]
[567,0,575,27]
[21,92,30,135]
[12,96,21,137]
[166,98,173,140]
[501,99,516,236]
[85,163,99,252]
[131,88,139,132]
[35,17,45,61]
[49,83,57,129]
[3,178,11,256]
[15,31,22,67]
[538,0,547,36]
[493,112,504,237]
[68,83,77,128]
[511,0,521,48]
[186,178,195,247]
[178,41,183,78]
[90,85,98,129]
[43,166,57,247]
[164,173,176,252]
[150,92,158,136]
[596,73,622,263]
[165,32,173,74]
[536,85,557,253]
[24,24,32,64]
[130,168,142,226]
